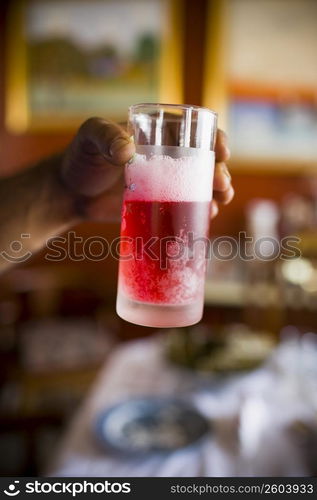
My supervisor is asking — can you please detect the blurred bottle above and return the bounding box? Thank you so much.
[278,186,317,329]
[280,193,315,237]
[244,199,284,335]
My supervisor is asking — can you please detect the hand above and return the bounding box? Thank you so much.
[61,117,233,221]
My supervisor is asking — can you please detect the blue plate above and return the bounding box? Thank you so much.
[94,396,210,455]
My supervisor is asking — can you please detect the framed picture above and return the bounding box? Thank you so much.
[5,0,183,133]
[203,0,317,171]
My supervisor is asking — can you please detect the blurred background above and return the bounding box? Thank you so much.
[0,0,317,477]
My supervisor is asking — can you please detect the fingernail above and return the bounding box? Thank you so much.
[127,153,137,164]
[224,145,231,159]
[109,137,131,156]
[222,164,231,181]
[211,200,219,218]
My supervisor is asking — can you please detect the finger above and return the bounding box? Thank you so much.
[213,162,232,192]
[213,185,235,205]
[77,117,135,166]
[210,199,219,219]
[215,129,230,162]
[62,117,135,197]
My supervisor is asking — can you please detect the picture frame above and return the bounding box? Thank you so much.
[203,0,228,132]
[5,0,183,133]
[203,0,317,173]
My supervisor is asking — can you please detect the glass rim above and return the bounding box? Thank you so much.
[129,102,217,118]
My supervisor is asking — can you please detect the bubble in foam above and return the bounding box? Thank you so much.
[120,238,207,305]
[121,257,204,305]
[125,152,214,202]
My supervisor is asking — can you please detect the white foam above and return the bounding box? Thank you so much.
[124,152,214,202]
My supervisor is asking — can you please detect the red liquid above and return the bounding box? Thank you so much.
[118,200,211,305]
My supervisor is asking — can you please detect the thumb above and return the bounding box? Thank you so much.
[61,117,135,197]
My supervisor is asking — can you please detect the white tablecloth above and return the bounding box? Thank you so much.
[49,334,317,477]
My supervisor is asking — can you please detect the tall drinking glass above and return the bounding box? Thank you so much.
[116,103,217,328]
